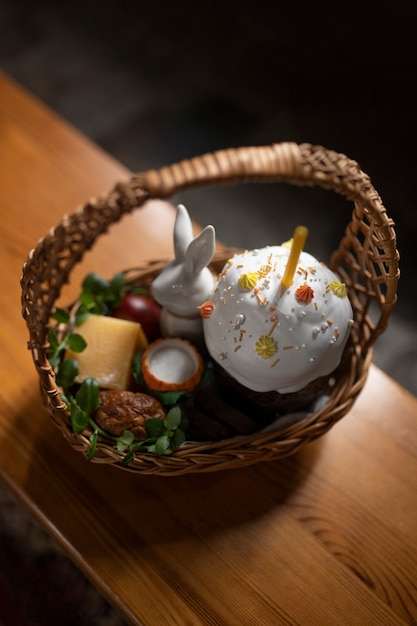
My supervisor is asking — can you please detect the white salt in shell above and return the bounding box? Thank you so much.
[141,337,204,393]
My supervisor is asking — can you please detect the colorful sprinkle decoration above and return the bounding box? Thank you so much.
[238,272,258,290]
[295,284,315,304]
[328,281,347,298]
[255,335,277,359]
[198,301,215,318]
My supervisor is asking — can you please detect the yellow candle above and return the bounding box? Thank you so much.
[280,225,309,294]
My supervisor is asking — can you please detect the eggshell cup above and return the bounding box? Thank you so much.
[141,337,204,393]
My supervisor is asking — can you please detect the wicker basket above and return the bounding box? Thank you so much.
[21,143,399,475]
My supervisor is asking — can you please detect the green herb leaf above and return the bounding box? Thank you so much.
[165,406,182,430]
[60,392,70,407]
[47,329,64,369]
[115,430,135,451]
[79,272,127,314]
[153,390,186,405]
[78,290,96,310]
[131,350,144,384]
[155,435,171,455]
[82,272,110,295]
[172,428,186,448]
[110,271,125,290]
[74,304,90,326]
[67,332,87,353]
[87,430,99,460]
[52,307,70,324]
[75,377,101,415]
[144,417,165,439]
[48,329,60,353]
[108,272,126,306]
[56,358,79,391]
[70,397,88,433]
[121,447,137,465]
[79,273,113,315]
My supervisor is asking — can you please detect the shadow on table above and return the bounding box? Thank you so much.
[1,390,324,623]
[14,389,323,543]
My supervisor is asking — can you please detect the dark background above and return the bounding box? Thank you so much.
[1,0,415,394]
[0,3,416,624]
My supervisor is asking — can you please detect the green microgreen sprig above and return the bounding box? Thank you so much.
[76,271,152,319]
[120,406,188,466]
[64,377,187,463]
[77,271,126,319]
[47,327,87,370]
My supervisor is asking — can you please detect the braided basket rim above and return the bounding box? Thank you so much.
[21,142,399,475]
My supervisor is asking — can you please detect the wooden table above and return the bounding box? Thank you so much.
[1,70,417,625]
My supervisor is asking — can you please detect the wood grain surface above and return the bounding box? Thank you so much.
[1,70,416,625]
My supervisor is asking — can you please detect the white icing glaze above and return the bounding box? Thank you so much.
[202,246,353,393]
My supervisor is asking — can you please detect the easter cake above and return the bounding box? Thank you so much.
[200,240,354,426]
[202,241,353,394]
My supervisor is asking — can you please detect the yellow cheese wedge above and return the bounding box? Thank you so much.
[65,314,148,390]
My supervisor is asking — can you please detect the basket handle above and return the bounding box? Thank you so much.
[134,142,304,195]
[134,142,399,347]
[133,142,379,206]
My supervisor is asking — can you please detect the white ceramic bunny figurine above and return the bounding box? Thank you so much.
[151,204,216,342]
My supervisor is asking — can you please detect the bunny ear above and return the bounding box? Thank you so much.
[173,204,194,262]
[185,224,216,275]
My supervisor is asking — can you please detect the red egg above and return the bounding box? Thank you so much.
[111,294,161,342]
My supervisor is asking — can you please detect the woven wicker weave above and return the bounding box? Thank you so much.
[21,143,399,475]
